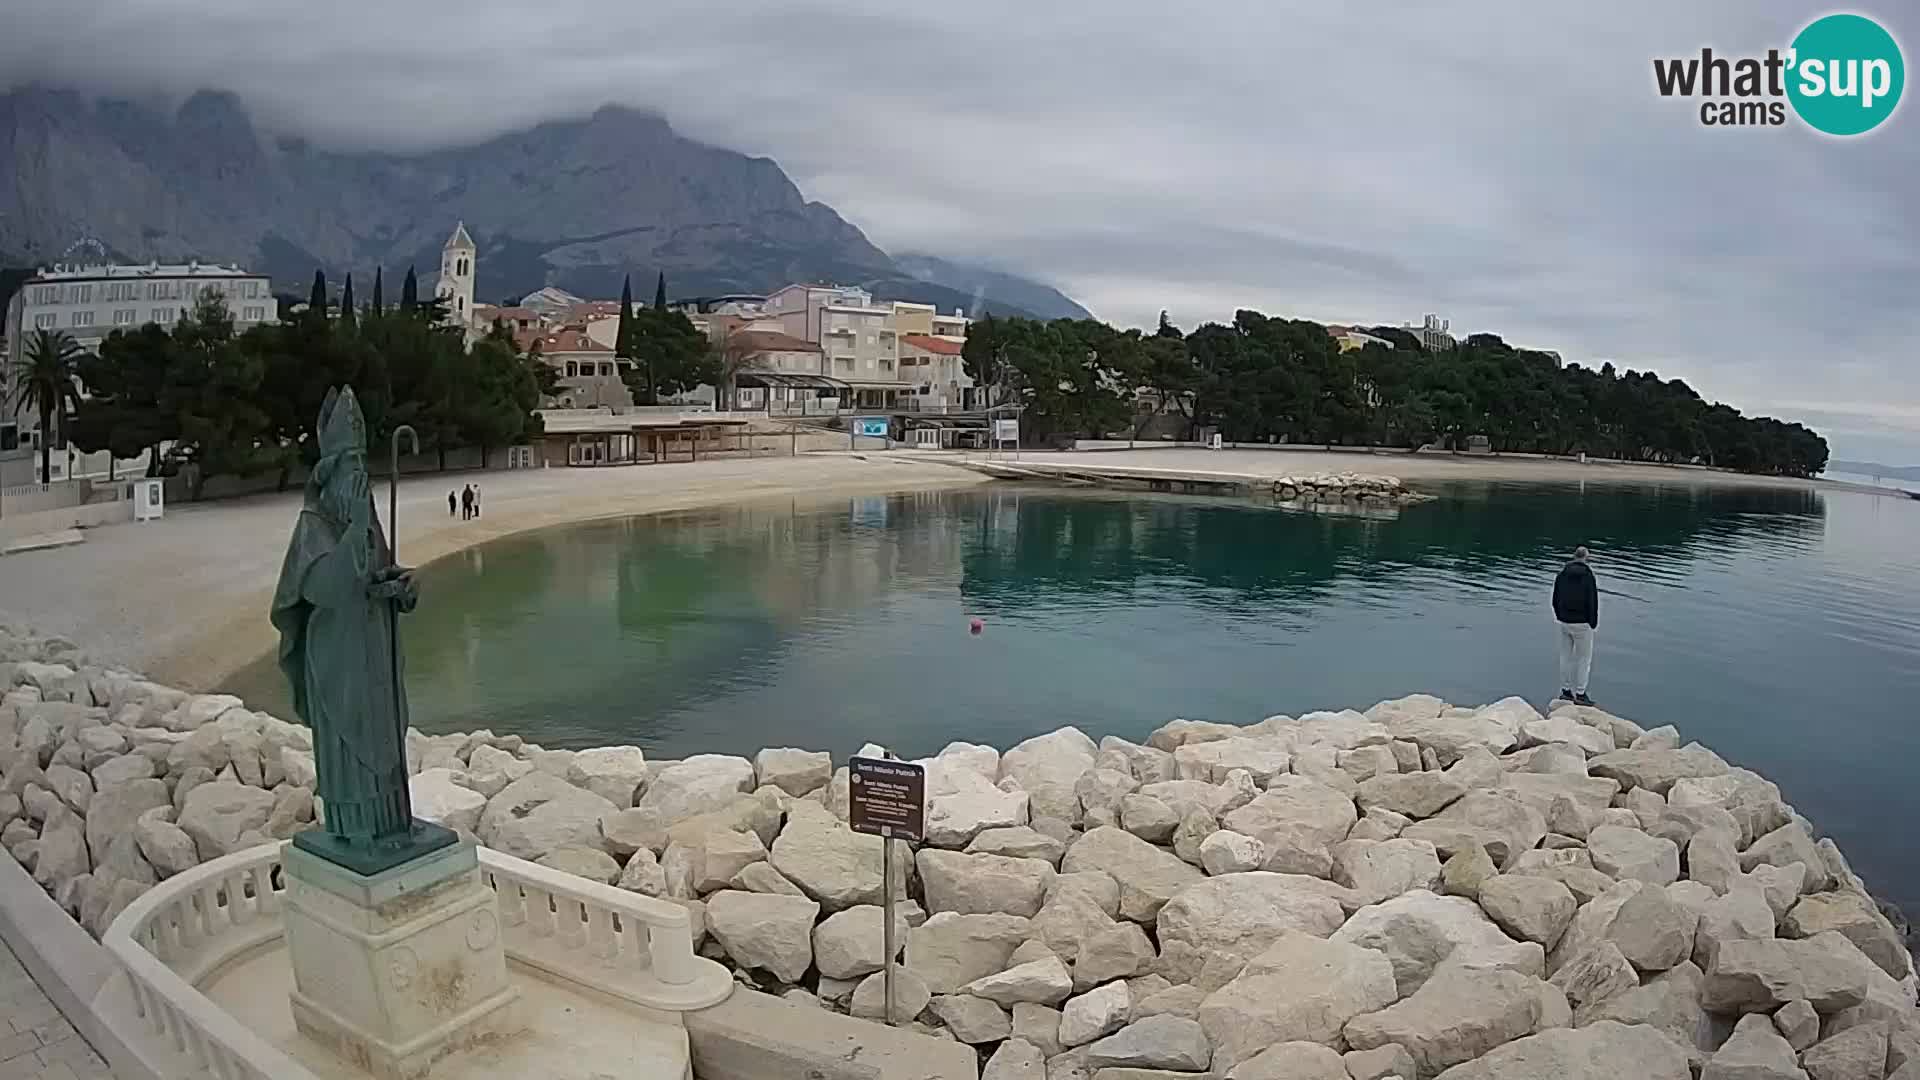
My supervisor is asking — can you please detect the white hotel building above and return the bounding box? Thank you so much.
[2,262,274,478]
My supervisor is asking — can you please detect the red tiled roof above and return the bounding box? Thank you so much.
[728,328,821,354]
[902,334,963,356]
[535,329,611,354]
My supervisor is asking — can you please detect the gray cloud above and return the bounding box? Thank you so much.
[4,0,1917,460]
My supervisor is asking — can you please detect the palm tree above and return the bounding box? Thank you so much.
[8,329,87,483]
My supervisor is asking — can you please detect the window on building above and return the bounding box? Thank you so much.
[146,282,163,300]
[72,311,95,327]
[114,309,136,325]
[566,362,579,378]
[0,423,15,452]
[150,308,169,324]
[33,313,57,329]
[70,284,92,303]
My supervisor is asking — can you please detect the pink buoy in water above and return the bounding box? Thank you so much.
[969,618,985,635]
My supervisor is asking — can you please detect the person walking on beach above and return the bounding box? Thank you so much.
[1553,546,1599,706]
[471,484,481,519]
[448,490,457,518]
[460,485,473,521]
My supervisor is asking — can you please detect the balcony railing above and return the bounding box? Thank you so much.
[103,842,732,1079]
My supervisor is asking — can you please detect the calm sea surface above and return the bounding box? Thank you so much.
[228,482,1920,907]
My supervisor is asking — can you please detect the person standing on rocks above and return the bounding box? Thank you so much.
[1553,545,1599,705]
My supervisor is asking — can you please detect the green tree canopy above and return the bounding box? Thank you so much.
[8,328,87,483]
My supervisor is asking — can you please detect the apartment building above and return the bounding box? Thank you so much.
[2,261,274,476]
[764,284,904,408]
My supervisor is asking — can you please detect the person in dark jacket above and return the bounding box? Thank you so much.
[1552,546,1599,705]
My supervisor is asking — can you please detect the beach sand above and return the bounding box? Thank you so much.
[1,444,1892,692]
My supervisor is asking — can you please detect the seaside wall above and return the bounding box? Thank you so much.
[2,617,1916,1078]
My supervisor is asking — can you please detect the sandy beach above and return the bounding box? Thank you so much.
[0,444,1894,693]
[0,453,984,690]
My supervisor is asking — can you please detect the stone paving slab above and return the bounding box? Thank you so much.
[0,940,112,1080]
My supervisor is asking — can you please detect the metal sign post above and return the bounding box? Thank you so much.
[848,755,925,1026]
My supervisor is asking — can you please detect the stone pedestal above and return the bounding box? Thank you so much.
[283,837,521,1079]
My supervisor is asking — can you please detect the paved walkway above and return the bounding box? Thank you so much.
[0,940,111,1080]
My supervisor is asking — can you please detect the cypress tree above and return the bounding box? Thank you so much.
[653,271,667,311]
[340,273,357,331]
[401,266,419,312]
[308,270,327,320]
[370,266,384,315]
[616,275,635,358]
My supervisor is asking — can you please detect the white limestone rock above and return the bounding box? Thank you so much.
[1083,1014,1211,1072]
[83,777,168,866]
[408,768,487,835]
[1549,942,1641,1014]
[1075,767,1141,820]
[1400,791,1547,869]
[962,955,1075,1006]
[906,911,1033,993]
[705,889,819,983]
[1586,825,1681,886]
[1576,961,1714,1067]
[769,800,905,912]
[598,806,669,858]
[849,969,932,1021]
[1254,770,1365,835]
[1433,1019,1692,1080]
[1784,891,1911,981]
[1741,823,1834,893]
[1343,964,1562,1080]
[1058,981,1131,1048]
[1604,883,1696,974]
[1146,718,1246,753]
[1773,999,1820,1051]
[1196,930,1397,1067]
[477,772,617,860]
[1198,830,1265,876]
[1588,744,1729,796]
[1345,1043,1418,1080]
[1061,826,1205,923]
[175,781,275,861]
[1518,716,1615,757]
[1441,844,1499,900]
[968,825,1067,865]
[634,754,755,821]
[1013,1002,1064,1057]
[1701,1011,1809,1080]
[1173,737,1291,785]
[928,994,1011,1044]
[1702,933,1872,1015]
[924,770,1031,848]
[1354,771,1467,820]
[536,846,620,885]
[1800,1022,1888,1080]
[616,848,667,896]
[918,849,1055,918]
[1118,795,1180,844]
[1157,872,1349,985]
[752,747,831,797]
[133,809,198,879]
[32,806,90,890]
[1332,838,1442,906]
[1331,889,1546,997]
[1478,874,1577,949]
[564,746,648,807]
[981,1038,1047,1080]
[1001,727,1099,825]
[1073,922,1156,990]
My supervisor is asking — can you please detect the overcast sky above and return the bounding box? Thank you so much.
[4,1,1917,462]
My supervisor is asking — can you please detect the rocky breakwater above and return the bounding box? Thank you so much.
[3,619,1917,1080]
[1269,473,1432,509]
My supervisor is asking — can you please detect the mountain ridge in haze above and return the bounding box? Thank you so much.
[1826,460,1920,481]
[0,86,1084,319]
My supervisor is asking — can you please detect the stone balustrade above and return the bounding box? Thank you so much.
[100,841,731,1079]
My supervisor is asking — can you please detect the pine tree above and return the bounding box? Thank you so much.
[340,274,357,331]
[401,267,419,312]
[308,270,327,320]
[371,266,384,315]
[653,271,667,311]
[616,275,635,359]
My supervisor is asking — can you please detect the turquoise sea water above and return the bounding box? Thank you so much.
[228,482,1920,907]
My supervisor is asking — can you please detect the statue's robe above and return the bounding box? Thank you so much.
[270,495,414,843]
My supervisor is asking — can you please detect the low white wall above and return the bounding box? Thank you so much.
[686,987,979,1080]
[0,851,165,1080]
[0,498,135,543]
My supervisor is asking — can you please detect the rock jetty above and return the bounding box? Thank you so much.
[2,618,1915,1079]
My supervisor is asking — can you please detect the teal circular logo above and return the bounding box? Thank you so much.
[1787,13,1905,136]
